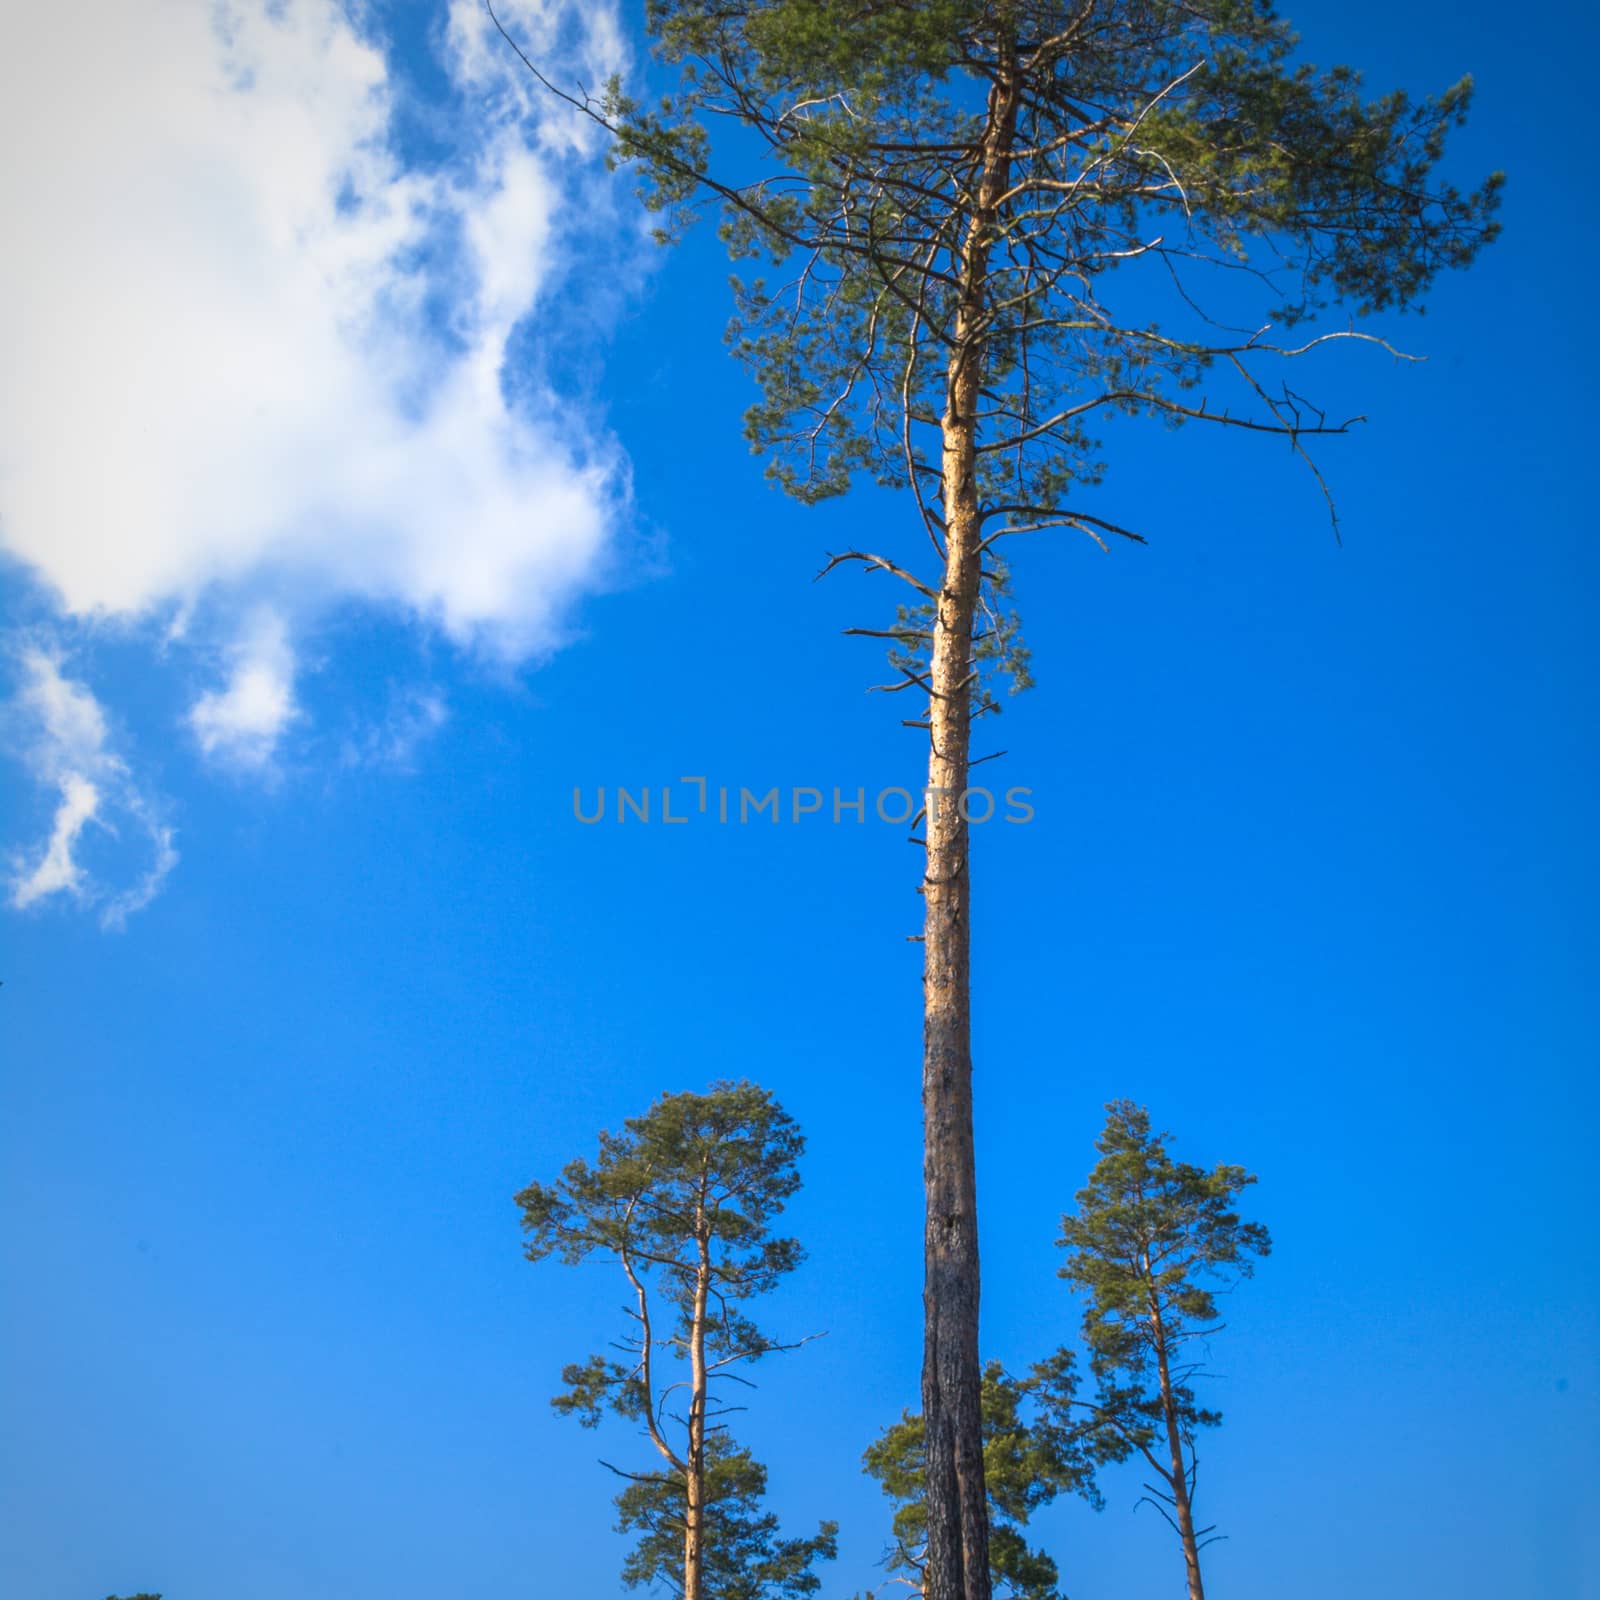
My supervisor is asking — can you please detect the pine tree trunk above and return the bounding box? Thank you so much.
[684,1236,710,1600]
[919,66,1016,1600]
[1153,1311,1206,1600]
[921,462,987,1600]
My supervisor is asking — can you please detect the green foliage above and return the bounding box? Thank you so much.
[617,1434,840,1600]
[1057,1100,1270,1537]
[887,556,1033,718]
[623,0,1500,483]
[518,1079,806,1411]
[517,1082,832,1598]
[861,1354,1121,1600]
[1058,1100,1271,1374]
[589,0,1502,669]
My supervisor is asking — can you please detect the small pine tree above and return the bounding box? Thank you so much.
[861,1352,1119,1600]
[617,1432,837,1600]
[517,1081,834,1600]
[1057,1101,1270,1600]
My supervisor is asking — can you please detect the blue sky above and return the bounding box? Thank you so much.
[2,2,1596,1598]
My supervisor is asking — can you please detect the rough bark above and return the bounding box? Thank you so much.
[920,68,1017,1600]
[685,1207,710,1600]
[1151,1300,1206,1600]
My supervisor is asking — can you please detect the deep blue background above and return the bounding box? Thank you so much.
[3,1,1596,1596]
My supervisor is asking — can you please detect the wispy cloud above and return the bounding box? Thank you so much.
[340,686,450,773]
[189,611,300,772]
[15,775,101,911]
[6,651,177,929]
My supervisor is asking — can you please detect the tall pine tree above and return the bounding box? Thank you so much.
[490,6,1500,1596]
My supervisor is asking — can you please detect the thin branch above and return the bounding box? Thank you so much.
[815,550,938,598]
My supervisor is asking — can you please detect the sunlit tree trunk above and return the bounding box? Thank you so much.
[1152,1299,1206,1600]
[685,1215,710,1600]
[920,65,1016,1600]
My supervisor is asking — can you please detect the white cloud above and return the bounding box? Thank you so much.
[189,611,299,771]
[0,0,639,920]
[0,0,632,654]
[6,651,177,928]
[14,775,101,911]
